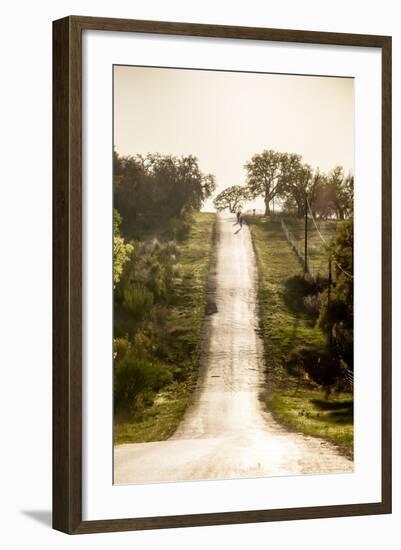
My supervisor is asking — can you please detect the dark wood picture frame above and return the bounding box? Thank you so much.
[53,15,392,534]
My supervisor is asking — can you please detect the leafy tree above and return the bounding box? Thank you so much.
[244,150,288,216]
[281,155,312,218]
[311,174,336,219]
[113,209,133,287]
[280,155,331,218]
[114,151,215,238]
[326,166,353,220]
[305,170,327,218]
[213,185,250,213]
[281,163,353,221]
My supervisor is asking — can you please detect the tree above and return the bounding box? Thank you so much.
[280,155,331,218]
[113,209,133,287]
[312,174,336,219]
[148,154,215,215]
[244,150,288,216]
[213,185,250,213]
[281,155,313,218]
[114,151,216,237]
[326,166,354,220]
[343,173,354,217]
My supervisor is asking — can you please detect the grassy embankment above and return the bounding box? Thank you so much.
[247,216,353,457]
[114,212,215,444]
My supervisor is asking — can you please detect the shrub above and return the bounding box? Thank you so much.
[286,345,340,392]
[283,274,318,313]
[119,239,178,305]
[114,354,173,414]
[113,209,134,287]
[303,293,322,316]
[113,337,130,361]
[286,345,321,377]
[123,283,154,320]
[318,219,353,369]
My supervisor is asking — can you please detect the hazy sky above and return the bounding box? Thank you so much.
[114,65,354,211]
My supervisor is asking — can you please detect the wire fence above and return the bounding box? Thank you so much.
[340,361,354,389]
[280,219,315,279]
[306,197,353,280]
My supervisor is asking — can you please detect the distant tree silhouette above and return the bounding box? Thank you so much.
[213,185,250,213]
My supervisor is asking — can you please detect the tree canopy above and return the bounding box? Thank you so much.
[244,150,288,215]
[114,151,216,238]
[241,149,353,220]
[325,167,354,220]
[213,185,250,213]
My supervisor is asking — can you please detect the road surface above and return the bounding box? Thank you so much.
[114,213,352,484]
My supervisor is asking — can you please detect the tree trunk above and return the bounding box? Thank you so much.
[264,198,270,216]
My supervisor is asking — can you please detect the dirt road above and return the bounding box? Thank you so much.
[114,213,352,484]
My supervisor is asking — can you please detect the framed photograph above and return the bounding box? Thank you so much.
[53,16,392,534]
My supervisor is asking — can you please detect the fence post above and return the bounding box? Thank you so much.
[304,193,308,275]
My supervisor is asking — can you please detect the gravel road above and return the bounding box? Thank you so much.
[114,213,352,484]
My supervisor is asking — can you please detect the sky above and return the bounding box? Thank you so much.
[114,65,354,212]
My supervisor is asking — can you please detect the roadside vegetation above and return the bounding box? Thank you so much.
[216,148,354,457]
[247,217,353,457]
[271,389,353,452]
[113,151,216,444]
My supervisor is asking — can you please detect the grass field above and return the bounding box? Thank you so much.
[283,217,342,277]
[247,215,353,457]
[114,212,216,445]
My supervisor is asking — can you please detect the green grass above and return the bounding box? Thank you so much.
[283,218,342,277]
[272,389,353,457]
[247,216,326,378]
[114,383,190,444]
[114,212,216,445]
[247,215,353,457]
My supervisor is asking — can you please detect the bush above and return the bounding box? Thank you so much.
[286,345,340,392]
[113,210,134,287]
[118,239,179,305]
[123,283,154,320]
[114,354,173,414]
[283,274,318,313]
[286,345,320,377]
[318,219,353,370]
[303,293,322,316]
[113,337,129,361]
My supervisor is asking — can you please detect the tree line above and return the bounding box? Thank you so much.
[114,151,215,239]
[214,149,353,219]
